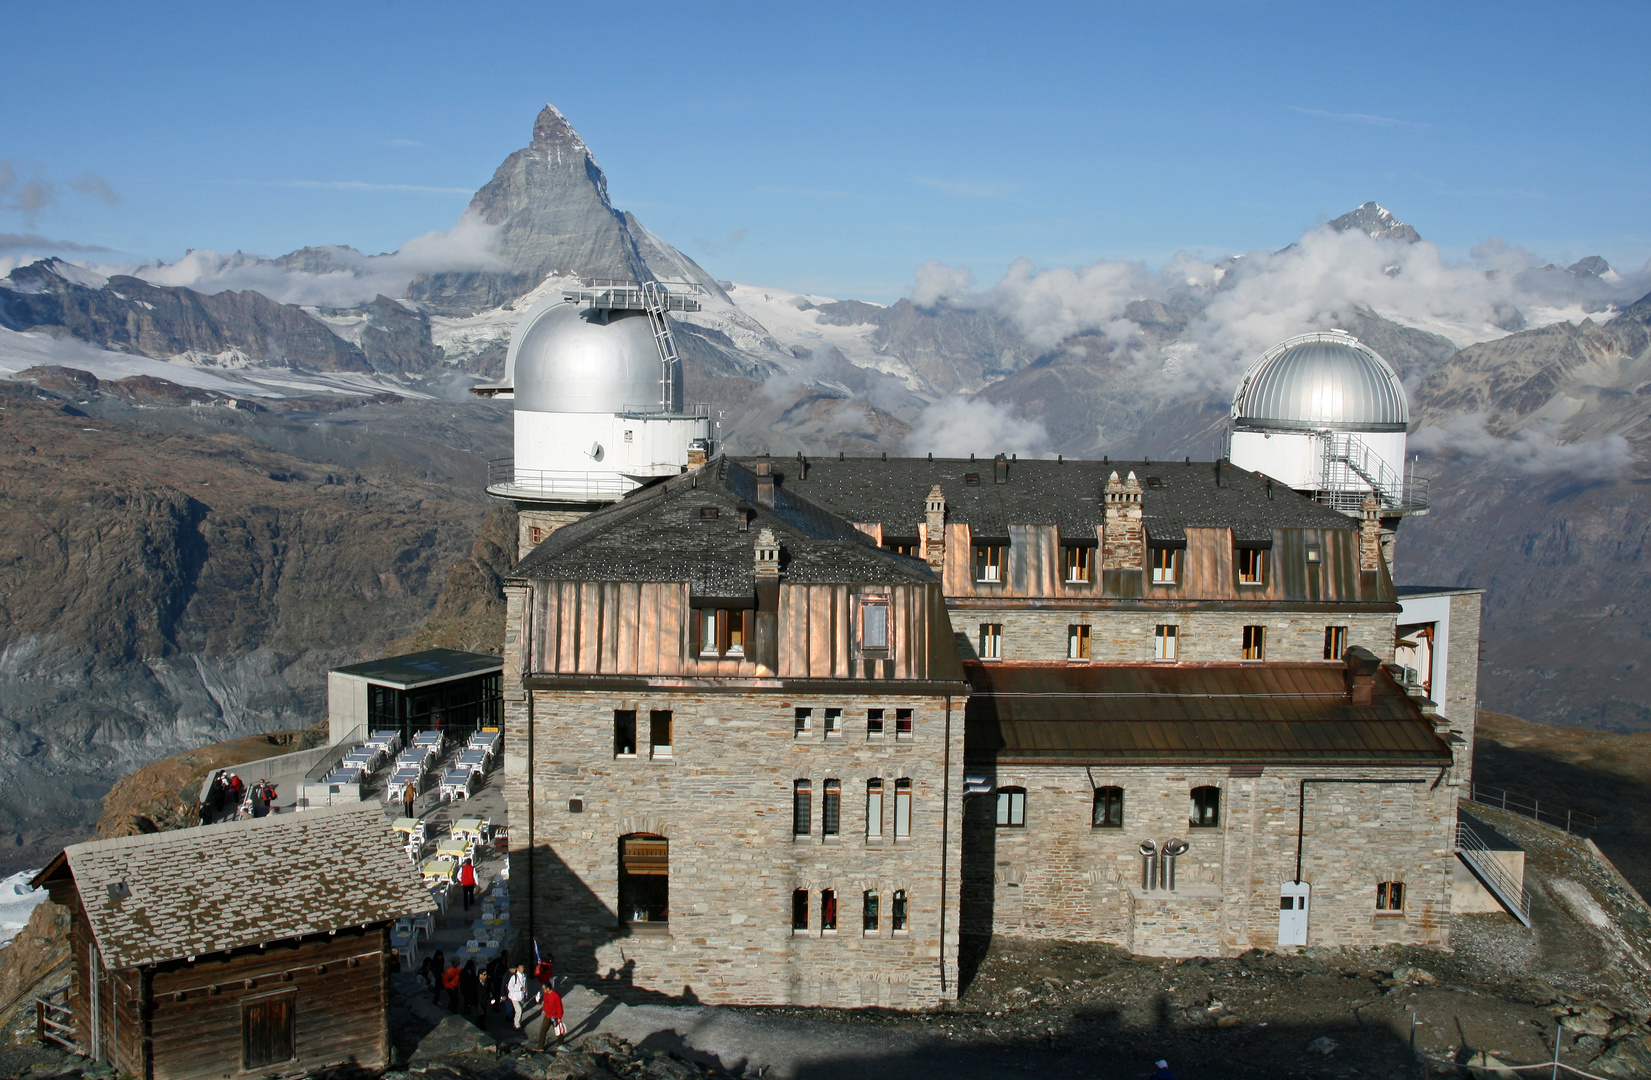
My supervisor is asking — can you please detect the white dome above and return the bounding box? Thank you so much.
[1231,331,1408,432]
[506,297,681,415]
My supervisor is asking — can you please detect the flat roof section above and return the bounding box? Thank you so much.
[964,661,1452,766]
[332,648,503,689]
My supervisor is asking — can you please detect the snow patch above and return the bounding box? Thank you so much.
[0,870,47,947]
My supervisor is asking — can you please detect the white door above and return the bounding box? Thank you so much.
[1278,881,1310,947]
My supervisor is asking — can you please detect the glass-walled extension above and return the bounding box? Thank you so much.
[327,649,504,746]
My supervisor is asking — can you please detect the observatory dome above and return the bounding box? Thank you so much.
[508,299,680,415]
[1231,331,1407,433]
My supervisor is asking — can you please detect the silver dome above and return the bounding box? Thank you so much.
[1231,331,1408,432]
[508,299,681,414]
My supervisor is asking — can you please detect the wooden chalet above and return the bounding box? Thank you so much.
[33,803,432,1080]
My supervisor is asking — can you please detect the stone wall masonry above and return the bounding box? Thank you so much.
[502,687,966,1007]
[517,506,597,558]
[960,763,1455,956]
[1446,592,1482,783]
[951,609,1397,665]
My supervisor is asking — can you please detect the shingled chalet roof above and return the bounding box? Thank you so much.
[964,661,1451,766]
[734,456,1356,546]
[510,457,937,596]
[38,803,432,970]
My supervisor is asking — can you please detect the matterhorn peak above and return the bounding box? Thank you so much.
[1328,202,1421,244]
[531,103,594,161]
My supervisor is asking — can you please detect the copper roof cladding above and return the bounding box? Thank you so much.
[963,662,1451,766]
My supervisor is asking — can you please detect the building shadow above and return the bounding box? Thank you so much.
[958,762,1000,994]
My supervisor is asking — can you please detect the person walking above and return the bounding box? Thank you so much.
[1150,1060,1177,1080]
[533,984,566,1049]
[226,774,245,819]
[507,964,529,1030]
[402,777,416,819]
[442,957,463,1012]
[419,953,436,993]
[460,958,482,1022]
[533,950,554,1004]
[203,771,226,824]
[459,859,477,910]
[429,950,445,1005]
[484,950,509,1015]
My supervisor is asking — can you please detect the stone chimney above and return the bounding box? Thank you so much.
[688,438,709,468]
[756,460,775,506]
[1359,495,1383,573]
[754,527,780,579]
[993,453,1009,484]
[1102,471,1144,570]
[1343,645,1381,706]
[923,485,947,570]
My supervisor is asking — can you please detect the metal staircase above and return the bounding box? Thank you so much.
[641,280,682,413]
[1456,816,1531,927]
[1316,430,1429,515]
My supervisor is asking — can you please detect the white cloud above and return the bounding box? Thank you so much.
[67,173,120,205]
[904,396,1050,458]
[126,212,504,307]
[911,261,976,308]
[1410,413,1634,480]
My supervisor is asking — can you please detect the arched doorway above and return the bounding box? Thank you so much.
[618,834,668,930]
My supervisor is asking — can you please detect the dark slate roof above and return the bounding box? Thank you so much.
[48,803,433,969]
[964,661,1450,766]
[333,648,502,687]
[736,456,1356,545]
[510,458,937,595]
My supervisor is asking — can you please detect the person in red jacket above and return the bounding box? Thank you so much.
[442,957,462,1012]
[534,984,566,1048]
[458,859,477,909]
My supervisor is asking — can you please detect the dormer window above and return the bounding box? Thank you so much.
[1237,547,1265,585]
[695,608,747,657]
[974,544,1005,583]
[859,596,890,654]
[1062,544,1093,583]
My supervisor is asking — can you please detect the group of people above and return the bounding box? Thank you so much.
[198,771,277,824]
[420,948,565,1043]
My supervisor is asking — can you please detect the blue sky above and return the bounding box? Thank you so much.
[5,0,1648,302]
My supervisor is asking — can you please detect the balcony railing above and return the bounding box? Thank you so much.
[487,460,640,499]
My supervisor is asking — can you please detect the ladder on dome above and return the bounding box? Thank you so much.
[642,280,681,414]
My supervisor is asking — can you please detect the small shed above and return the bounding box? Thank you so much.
[33,802,433,1080]
[327,648,503,745]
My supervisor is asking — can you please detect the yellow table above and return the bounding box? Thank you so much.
[392,817,419,836]
[435,839,470,860]
[420,858,457,882]
[453,817,486,840]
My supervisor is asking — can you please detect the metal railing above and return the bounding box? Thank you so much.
[35,983,75,1052]
[1315,431,1429,515]
[485,460,640,499]
[1456,817,1532,927]
[617,402,711,419]
[1466,783,1599,834]
[563,279,705,313]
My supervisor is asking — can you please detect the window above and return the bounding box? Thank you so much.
[974,544,1005,583]
[1155,624,1178,661]
[867,708,885,735]
[242,994,295,1070]
[996,787,1027,827]
[792,888,809,933]
[1242,625,1265,661]
[1305,543,1321,564]
[1092,786,1124,828]
[892,890,908,933]
[649,710,673,758]
[866,779,883,839]
[1068,624,1091,660]
[1190,786,1221,828]
[1063,545,1093,583]
[860,598,890,652]
[863,890,880,933]
[1151,546,1178,584]
[895,708,913,738]
[884,539,918,557]
[619,834,669,926]
[697,608,747,657]
[614,710,637,757]
[1377,881,1405,912]
[794,708,811,738]
[793,780,811,837]
[822,779,841,837]
[824,708,843,738]
[529,525,544,546]
[820,890,838,933]
[894,779,912,839]
[1237,548,1265,585]
[1324,626,1347,660]
[979,623,1003,660]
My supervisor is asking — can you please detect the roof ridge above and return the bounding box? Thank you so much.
[64,800,378,859]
